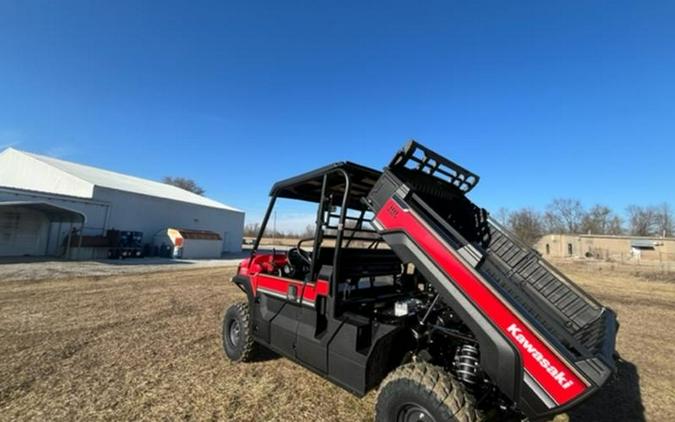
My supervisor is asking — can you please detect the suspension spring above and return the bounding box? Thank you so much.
[454,344,480,385]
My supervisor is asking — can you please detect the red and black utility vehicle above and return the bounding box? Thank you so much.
[223,142,618,421]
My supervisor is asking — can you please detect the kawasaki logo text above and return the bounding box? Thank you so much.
[507,323,574,390]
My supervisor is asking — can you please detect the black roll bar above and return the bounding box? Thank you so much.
[252,168,351,305]
[330,168,351,299]
[309,174,328,280]
[251,195,277,256]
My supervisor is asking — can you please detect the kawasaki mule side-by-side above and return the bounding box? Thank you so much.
[222,142,618,421]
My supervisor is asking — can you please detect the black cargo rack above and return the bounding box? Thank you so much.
[390,141,480,194]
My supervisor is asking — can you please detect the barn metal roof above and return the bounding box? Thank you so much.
[0,148,241,212]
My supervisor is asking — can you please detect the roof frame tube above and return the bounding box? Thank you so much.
[251,195,277,257]
[309,174,328,280]
[330,168,351,299]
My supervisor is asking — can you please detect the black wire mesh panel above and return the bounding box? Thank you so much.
[389,141,480,194]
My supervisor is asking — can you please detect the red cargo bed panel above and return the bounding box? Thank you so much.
[375,198,589,406]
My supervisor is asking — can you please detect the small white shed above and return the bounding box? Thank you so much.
[153,228,223,259]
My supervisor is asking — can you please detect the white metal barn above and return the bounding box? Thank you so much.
[0,148,244,258]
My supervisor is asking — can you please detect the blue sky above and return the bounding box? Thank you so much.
[1,1,673,229]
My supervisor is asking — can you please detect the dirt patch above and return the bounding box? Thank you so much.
[0,268,372,421]
[0,264,673,421]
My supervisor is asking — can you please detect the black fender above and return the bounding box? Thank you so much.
[232,274,255,304]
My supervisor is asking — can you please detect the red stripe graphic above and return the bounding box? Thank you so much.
[254,274,329,303]
[375,198,586,405]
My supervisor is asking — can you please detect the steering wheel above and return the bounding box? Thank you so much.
[294,238,313,267]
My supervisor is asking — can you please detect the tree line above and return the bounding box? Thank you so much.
[243,199,673,246]
[243,222,315,239]
[498,199,674,246]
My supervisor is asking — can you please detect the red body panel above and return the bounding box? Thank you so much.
[238,253,329,306]
[375,198,587,406]
[238,253,287,276]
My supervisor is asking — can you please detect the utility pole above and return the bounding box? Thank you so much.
[273,210,277,244]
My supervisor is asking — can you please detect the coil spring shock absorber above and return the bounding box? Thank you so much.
[454,344,480,385]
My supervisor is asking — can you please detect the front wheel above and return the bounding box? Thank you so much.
[222,302,255,362]
[375,362,481,422]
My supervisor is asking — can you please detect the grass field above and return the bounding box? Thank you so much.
[1,262,673,421]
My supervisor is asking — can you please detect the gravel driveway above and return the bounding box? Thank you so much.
[0,255,245,282]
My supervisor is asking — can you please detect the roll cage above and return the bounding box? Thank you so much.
[251,161,385,291]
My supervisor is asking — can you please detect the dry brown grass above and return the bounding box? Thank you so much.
[554,261,675,422]
[0,263,673,421]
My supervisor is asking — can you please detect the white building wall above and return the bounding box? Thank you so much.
[93,187,244,252]
[0,206,50,256]
[0,186,244,255]
[0,188,110,255]
[181,239,223,259]
[0,188,110,234]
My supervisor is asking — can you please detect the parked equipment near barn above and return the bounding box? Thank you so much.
[106,229,143,259]
[153,228,223,259]
[222,142,618,421]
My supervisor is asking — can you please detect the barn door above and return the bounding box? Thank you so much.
[0,209,47,256]
[222,232,229,252]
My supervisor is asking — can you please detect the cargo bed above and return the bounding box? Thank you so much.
[366,142,618,418]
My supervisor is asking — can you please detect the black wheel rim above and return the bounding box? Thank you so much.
[229,319,241,347]
[397,403,435,422]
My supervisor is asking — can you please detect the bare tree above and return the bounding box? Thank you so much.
[161,176,205,195]
[580,205,623,235]
[626,205,658,236]
[300,224,315,238]
[606,215,624,235]
[544,198,584,234]
[495,207,510,226]
[654,203,674,237]
[243,222,261,237]
[508,208,545,246]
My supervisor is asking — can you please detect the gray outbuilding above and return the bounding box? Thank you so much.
[0,148,244,258]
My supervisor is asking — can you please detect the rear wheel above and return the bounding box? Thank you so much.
[222,302,255,362]
[376,362,481,422]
